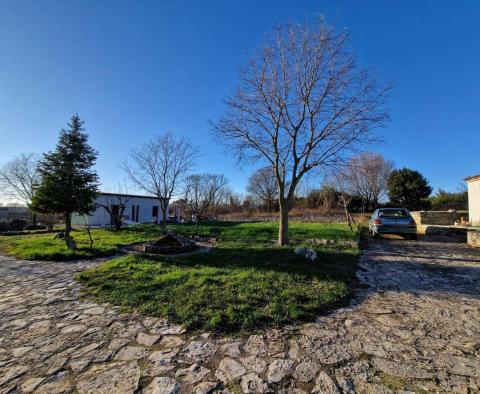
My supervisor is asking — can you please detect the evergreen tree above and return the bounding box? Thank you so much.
[30,114,99,248]
[387,168,432,210]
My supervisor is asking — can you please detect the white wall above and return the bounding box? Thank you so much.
[467,178,480,226]
[72,194,167,226]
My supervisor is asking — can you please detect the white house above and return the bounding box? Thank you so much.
[465,174,480,226]
[72,192,171,227]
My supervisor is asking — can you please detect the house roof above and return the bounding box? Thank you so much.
[465,174,480,183]
[99,192,166,201]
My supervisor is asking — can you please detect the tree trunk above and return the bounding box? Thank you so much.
[114,215,122,231]
[65,213,71,239]
[161,207,168,228]
[115,206,125,231]
[278,199,289,246]
[160,198,169,229]
[64,213,76,249]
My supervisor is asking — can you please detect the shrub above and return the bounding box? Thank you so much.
[24,224,47,231]
[0,219,28,232]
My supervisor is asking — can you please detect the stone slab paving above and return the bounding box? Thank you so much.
[0,236,479,393]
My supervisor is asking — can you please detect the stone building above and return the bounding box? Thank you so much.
[465,174,480,226]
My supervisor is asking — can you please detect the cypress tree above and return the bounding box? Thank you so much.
[30,114,99,248]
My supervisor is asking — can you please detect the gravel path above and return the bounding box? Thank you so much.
[0,236,479,393]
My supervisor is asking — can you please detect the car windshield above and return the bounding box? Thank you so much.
[378,209,409,218]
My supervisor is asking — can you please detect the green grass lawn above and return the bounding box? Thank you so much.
[0,221,357,261]
[77,247,358,334]
[0,221,359,333]
[76,222,359,333]
[0,226,160,261]
[169,221,356,242]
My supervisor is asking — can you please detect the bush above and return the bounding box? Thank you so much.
[0,219,28,232]
[429,189,467,210]
[24,224,47,231]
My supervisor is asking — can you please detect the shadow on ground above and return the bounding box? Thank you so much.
[358,234,480,300]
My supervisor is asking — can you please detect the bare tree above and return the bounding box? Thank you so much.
[305,185,337,213]
[336,153,394,212]
[212,18,389,245]
[226,191,245,213]
[337,194,356,231]
[122,133,197,227]
[212,183,232,219]
[184,173,229,231]
[0,153,40,224]
[246,167,279,212]
[96,183,133,230]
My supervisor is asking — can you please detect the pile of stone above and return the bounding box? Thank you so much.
[141,233,196,254]
[190,235,217,243]
[306,238,358,248]
[294,246,317,261]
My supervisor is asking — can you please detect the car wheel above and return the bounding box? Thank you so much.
[410,234,417,240]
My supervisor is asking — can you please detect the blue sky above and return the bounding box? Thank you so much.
[1,0,479,197]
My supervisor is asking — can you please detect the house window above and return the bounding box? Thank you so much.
[152,206,159,217]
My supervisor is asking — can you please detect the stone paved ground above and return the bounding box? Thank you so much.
[0,236,479,393]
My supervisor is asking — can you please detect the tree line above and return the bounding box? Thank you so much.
[240,157,465,215]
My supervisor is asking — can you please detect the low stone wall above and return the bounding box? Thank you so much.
[467,229,480,247]
[416,225,468,242]
[411,211,468,226]
[217,213,370,223]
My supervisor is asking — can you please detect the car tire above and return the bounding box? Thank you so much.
[409,234,417,240]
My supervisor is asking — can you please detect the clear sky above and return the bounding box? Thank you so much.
[1,0,479,198]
